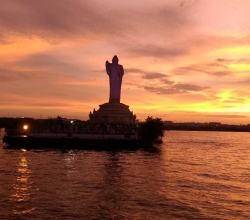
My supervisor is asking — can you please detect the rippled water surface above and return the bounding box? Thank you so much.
[1,129,250,219]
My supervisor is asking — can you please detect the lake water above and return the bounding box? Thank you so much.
[1,129,250,219]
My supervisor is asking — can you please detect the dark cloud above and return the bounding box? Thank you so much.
[125,68,170,78]
[216,58,229,62]
[129,44,189,58]
[171,66,194,75]
[208,71,232,76]
[163,79,175,85]
[92,67,145,74]
[141,3,193,35]
[123,66,208,93]
[1,0,248,63]
[153,33,250,62]
[0,32,11,44]
[0,0,194,43]
[16,54,65,68]
[144,82,208,95]
[97,67,171,80]
[143,73,168,79]
[144,86,180,95]
[0,0,128,41]
[11,53,91,78]
[217,58,250,64]
[173,83,208,91]
[0,62,83,86]
[237,59,250,64]
[122,21,228,60]
[0,69,41,83]
[125,68,143,74]
[0,0,199,62]
[231,78,250,86]
[206,63,227,68]
[172,61,232,76]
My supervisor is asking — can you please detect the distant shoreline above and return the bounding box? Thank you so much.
[0,117,249,133]
[166,129,250,133]
[164,122,250,132]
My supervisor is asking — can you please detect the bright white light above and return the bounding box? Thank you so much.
[23,125,28,130]
[71,121,73,124]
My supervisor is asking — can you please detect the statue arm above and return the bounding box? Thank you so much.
[105,61,111,76]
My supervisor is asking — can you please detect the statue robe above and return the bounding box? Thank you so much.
[106,62,124,103]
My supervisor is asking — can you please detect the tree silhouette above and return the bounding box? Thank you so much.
[139,116,164,144]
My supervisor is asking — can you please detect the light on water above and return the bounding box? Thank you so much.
[10,154,35,215]
[1,130,250,219]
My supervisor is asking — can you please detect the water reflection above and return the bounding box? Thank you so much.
[10,153,35,215]
[98,152,126,219]
[96,150,166,219]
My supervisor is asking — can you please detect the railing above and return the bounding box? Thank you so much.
[5,128,138,140]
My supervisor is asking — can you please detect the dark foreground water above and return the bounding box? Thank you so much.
[1,129,250,220]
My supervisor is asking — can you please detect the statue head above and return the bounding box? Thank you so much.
[112,55,119,64]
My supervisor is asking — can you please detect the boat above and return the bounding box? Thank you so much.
[2,128,140,150]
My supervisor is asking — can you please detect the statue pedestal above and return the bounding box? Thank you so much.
[89,102,136,124]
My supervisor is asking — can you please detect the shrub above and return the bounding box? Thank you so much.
[139,116,164,143]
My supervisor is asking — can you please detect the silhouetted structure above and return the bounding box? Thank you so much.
[89,56,136,124]
[106,55,124,103]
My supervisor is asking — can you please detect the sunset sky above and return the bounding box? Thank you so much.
[1,0,250,124]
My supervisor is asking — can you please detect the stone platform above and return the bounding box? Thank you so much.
[89,102,136,124]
